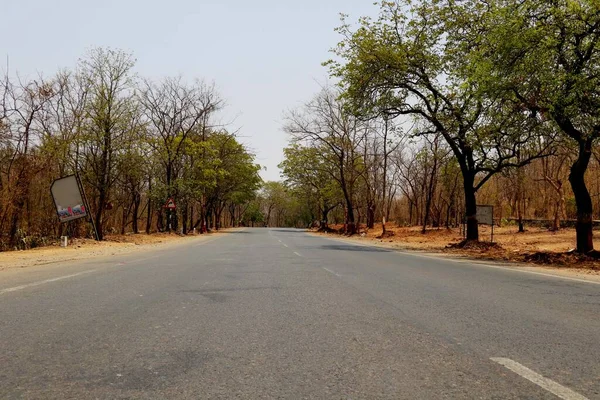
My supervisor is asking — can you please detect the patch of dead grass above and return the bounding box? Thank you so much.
[316,223,600,272]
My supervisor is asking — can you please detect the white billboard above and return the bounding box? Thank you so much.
[50,175,88,223]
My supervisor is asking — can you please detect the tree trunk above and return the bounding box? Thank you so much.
[146,178,152,234]
[121,205,127,235]
[569,140,594,253]
[145,199,152,234]
[346,203,356,235]
[423,148,438,234]
[157,209,164,232]
[463,173,479,241]
[9,166,31,246]
[190,204,195,232]
[205,208,212,231]
[8,202,23,247]
[517,196,524,233]
[182,203,188,234]
[320,205,330,230]
[215,207,222,231]
[559,190,567,229]
[9,182,27,247]
[95,187,106,240]
[552,200,561,231]
[132,194,140,234]
[367,203,375,229]
[230,204,236,227]
[199,203,206,233]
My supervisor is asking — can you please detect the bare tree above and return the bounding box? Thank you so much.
[1,73,54,245]
[78,48,137,240]
[139,77,222,232]
[285,88,366,234]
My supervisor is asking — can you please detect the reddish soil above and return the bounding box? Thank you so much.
[316,223,600,272]
[0,231,226,271]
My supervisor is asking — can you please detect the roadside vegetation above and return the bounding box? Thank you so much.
[4,0,600,269]
[271,0,600,263]
[0,48,261,250]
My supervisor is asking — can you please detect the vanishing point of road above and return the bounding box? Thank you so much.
[1,228,599,399]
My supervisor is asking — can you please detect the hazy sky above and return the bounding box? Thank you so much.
[2,0,378,181]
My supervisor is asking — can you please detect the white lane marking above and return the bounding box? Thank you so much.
[491,358,588,400]
[129,254,162,264]
[0,232,233,296]
[466,262,600,285]
[194,237,220,247]
[294,251,303,257]
[320,236,600,286]
[0,269,97,296]
[323,267,340,277]
[283,244,289,248]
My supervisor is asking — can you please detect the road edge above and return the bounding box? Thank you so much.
[307,231,600,285]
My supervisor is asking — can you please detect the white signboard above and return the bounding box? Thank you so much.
[51,175,88,223]
[476,205,494,225]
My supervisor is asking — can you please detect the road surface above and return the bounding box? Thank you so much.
[1,228,599,399]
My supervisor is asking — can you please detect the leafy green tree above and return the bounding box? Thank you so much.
[327,1,553,241]
[285,88,366,234]
[78,48,137,240]
[139,77,222,232]
[450,0,600,253]
[204,131,262,230]
[279,144,342,229]
[260,181,288,226]
[114,108,148,234]
[243,201,264,227]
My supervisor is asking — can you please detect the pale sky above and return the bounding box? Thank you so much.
[2,0,378,181]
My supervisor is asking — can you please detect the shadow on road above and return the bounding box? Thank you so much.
[269,228,307,233]
[318,244,391,253]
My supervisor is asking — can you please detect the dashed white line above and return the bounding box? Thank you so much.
[129,254,162,264]
[491,358,588,400]
[322,267,340,277]
[283,244,289,248]
[194,237,220,247]
[0,270,98,296]
[1,230,237,296]
[294,251,303,257]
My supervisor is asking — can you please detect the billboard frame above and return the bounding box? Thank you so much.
[50,174,100,241]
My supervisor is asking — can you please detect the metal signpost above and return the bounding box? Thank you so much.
[476,205,494,243]
[50,174,100,240]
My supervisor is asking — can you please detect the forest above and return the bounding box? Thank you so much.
[3,0,600,257]
[263,0,600,255]
[0,48,261,250]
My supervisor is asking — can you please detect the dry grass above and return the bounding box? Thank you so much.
[317,223,600,271]
[0,231,224,271]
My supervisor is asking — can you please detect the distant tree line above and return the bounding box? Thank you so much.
[0,48,261,250]
[277,0,600,255]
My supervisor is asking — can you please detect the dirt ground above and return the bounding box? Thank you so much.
[0,231,225,271]
[316,223,600,274]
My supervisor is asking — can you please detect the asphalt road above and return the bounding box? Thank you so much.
[1,228,599,399]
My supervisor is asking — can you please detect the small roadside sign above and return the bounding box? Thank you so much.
[163,198,177,209]
[476,205,494,243]
[476,205,494,226]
